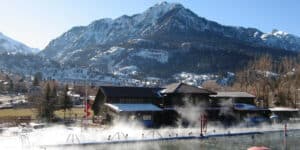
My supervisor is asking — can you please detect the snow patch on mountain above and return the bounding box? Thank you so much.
[173,72,218,86]
[59,49,84,63]
[260,29,300,51]
[132,49,169,63]
[90,46,126,62]
[135,1,183,25]
[113,65,139,76]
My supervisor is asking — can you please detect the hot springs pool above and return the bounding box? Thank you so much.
[0,123,299,150]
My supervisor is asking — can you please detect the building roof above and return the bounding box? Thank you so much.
[269,107,299,112]
[233,103,269,111]
[105,103,163,112]
[210,92,255,98]
[161,82,216,95]
[99,86,162,98]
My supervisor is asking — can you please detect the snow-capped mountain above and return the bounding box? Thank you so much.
[0,32,39,54]
[1,2,300,87]
[35,1,300,85]
[42,2,300,60]
[260,29,300,51]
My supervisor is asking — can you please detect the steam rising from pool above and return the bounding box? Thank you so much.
[0,99,299,150]
[1,121,300,150]
[175,96,206,127]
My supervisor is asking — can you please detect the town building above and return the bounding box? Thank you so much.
[210,92,256,105]
[210,92,270,125]
[269,107,300,123]
[95,86,163,127]
[93,83,218,127]
[161,82,216,107]
[160,82,216,125]
[93,84,287,127]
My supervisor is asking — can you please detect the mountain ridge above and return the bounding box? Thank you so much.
[35,1,299,83]
[0,32,39,54]
[0,2,299,86]
[41,1,300,58]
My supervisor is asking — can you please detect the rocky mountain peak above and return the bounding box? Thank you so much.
[41,1,300,61]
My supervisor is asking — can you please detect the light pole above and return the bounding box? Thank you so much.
[296,89,300,108]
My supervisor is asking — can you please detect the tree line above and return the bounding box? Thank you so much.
[232,54,300,108]
[28,73,73,122]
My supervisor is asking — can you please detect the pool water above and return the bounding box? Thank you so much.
[46,130,300,150]
[1,124,299,150]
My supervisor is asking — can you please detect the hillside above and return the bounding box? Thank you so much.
[1,2,299,86]
[0,32,39,54]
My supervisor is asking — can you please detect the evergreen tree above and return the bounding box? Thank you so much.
[60,84,73,120]
[33,72,43,86]
[51,83,57,98]
[0,83,3,93]
[92,91,104,116]
[8,79,14,93]
[38,82,56,122]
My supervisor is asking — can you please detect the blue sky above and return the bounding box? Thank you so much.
[0,0,299,49]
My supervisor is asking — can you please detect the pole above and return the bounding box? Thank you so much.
[200,115,203,137]
[296,89,300,108]
[85,79,88,126]
[295,89,297,108]
[284,123,287,137]
[283,123,288,150]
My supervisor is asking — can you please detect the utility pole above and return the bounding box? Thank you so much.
[296,89,300,108]
[85,78,88,126]
[82,77,89,129]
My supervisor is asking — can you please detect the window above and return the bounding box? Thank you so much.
[143,115,152,121]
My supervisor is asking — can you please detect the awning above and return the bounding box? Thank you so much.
[105,103,163,113]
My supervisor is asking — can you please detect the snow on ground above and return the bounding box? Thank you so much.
[132,49,168,63]
[113,66,139,76]
[59,49,84,63]
[90,46,126,62]
[173,72,218,86]
[128,38,154,45]
[256,70,278,77]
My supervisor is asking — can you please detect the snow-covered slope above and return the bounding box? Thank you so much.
[260,29,300,51]
[1,2,299,87]
[33,1,300,85]
[42,1,300,60]
[0,32,39,54]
